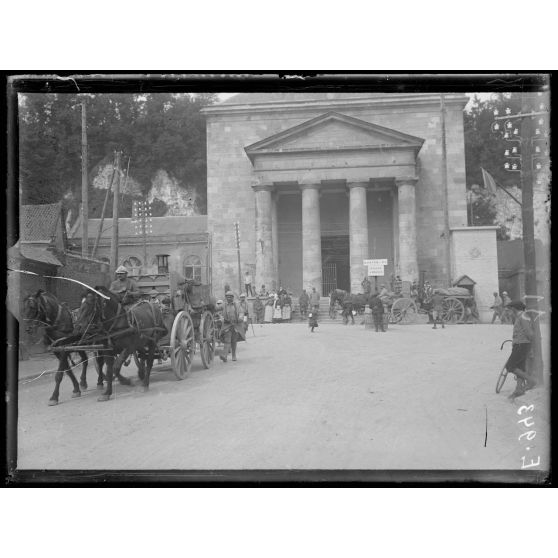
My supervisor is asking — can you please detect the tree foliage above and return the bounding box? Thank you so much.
[18,92,217,215]
[463,92,523,238]
[464,92,523,190]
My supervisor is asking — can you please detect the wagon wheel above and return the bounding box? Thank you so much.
[199,310,216,369]
[170,310,195,380]
[390,298,418,324]
[442,297,465,324]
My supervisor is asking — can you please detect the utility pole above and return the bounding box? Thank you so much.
[81,99,88,258]
[235,222,242,294]
[91,154,117,259]
[492,92,549,385]
[440,94,452,287]
[110,150,122,274]
[519,94,544,385]
[132,196,152,272]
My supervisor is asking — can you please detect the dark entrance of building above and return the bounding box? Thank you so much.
[322,235,350,294]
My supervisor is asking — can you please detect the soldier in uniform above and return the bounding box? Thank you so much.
[370,293,385,332]
[219,291,246,362]
[109,266,139,305]
[505,301,536,398]
[361,275,372,295]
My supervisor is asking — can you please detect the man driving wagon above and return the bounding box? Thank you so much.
[109,266,141,306]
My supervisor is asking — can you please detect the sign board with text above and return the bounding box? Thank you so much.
[364,259,388,277]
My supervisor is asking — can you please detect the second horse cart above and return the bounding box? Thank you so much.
[135,280,218,379]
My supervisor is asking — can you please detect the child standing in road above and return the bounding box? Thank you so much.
[308,307,319,332]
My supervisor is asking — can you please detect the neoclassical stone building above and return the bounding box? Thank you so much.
[203,93,498,317]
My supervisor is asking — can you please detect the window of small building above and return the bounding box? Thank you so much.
[184,255,202,283]
[122,256,142,276]
[156,254,169,274]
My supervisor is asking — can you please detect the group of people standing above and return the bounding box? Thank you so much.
[259,288,293,324]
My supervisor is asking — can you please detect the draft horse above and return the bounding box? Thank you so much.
[22,290,108,406]
[80,287,167,402]
[329,289,372,323]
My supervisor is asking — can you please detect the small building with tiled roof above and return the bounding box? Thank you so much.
[9,204,111,355]
[70,214,210,292]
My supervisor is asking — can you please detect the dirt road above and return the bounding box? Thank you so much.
[15,322,550,474]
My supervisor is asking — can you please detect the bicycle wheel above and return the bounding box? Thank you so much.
[495,363,508,394]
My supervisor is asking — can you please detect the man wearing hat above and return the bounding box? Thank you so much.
[110,265,139,303]
[504,300,536,398]
[219,291,246,362]
[298,289,309,320]
[149,289,161,306]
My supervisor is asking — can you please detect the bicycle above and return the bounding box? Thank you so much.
[495,339,513,393]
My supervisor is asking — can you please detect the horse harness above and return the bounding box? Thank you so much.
[27,293,64,331]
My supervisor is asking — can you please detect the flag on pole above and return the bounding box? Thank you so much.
[481,167,498,196]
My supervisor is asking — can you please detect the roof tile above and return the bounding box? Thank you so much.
[21,203,62,241]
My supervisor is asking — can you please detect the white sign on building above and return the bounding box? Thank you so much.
[364,259,388,277]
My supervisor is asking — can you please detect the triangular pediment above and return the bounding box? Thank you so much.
[245,112,424,163]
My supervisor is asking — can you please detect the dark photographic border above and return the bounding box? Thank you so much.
[4,71,553,486]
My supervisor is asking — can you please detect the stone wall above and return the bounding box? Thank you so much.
[450,227,499,322]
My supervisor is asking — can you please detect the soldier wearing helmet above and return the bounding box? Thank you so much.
[109,265,139,303]
[219,291,246,362]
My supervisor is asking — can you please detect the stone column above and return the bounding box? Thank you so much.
[300,183,322,296]
[271,191,279,283]
[253,184,274,292]
[348,181,369,293]
[395,177,419,282]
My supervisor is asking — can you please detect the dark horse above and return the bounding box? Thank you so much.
[78,286,167,402]
[22,290,108,405]
[329,289,372,322]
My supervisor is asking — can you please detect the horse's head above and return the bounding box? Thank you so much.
[22,290,69,335]
[74,290,102,331]
[94,286,128,329]
[22,291,44,334]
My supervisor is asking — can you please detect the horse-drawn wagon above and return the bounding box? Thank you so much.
[165,279,217,377]
[328,280,476,326]
[23,276,218,404]
[385,284,475,324]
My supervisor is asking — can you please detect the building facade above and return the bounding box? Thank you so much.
[203,93,500,318]
[72,215,210,294]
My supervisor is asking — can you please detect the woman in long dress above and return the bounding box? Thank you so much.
[281,292,292,322]
[264,296,274,323]
[272,294,282,323]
